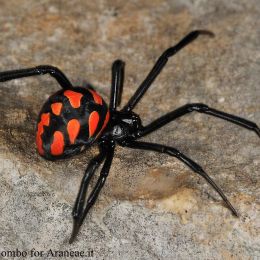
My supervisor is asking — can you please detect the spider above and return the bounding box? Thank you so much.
[0,30,259,244]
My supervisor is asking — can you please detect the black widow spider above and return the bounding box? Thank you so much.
[0,30,259,244]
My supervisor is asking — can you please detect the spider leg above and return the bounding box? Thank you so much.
[69,141,115,244]
[110,60,125,111]
[122,30,214,112]
[0,65,73,89]
[71,147,107,229]
[124,141,239,216]
[135,103,260,138]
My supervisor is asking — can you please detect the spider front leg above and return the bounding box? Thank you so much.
[110,60,125,111]
[122,30,214,112]
[124,141,238,216]
[69,141,115,244]
[135,103,260,138]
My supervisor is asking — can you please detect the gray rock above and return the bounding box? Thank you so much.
[0,1,259,259]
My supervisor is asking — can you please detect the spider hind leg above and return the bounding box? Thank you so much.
[69,142,115,244]
[0,65,73,89]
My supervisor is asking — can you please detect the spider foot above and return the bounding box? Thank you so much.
[223,198,239,217]
[196,30,215,38]
[69,218,82,244]
[255,125,260,138]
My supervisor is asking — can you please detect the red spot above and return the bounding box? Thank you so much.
[36,126,44,155]
[36,113,50,155]
[64,90,83,108]
[51,131,64,156]
[97,111,110,137]
[51,102,63,115]
[89,111,99,137]
[67,119,80,144]
[41,113,50,126]
[88,89,103,105]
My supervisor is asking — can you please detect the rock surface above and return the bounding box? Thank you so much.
[0,1,259,259]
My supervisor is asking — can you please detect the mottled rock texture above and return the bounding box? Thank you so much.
[0,1,259,259]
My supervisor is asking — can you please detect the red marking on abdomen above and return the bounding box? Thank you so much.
[36,113,50,155]
[64,90,83,108]
[51,102,63,115]
[51,131,64,156]
[41,113,50,126]
[89,111,99,137]
[67,119,80,144]
[88,89,103,105]
[97,111,110,137]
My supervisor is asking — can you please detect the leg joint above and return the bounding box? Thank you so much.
[186,103,209,112]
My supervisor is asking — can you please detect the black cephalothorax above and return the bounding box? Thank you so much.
[0,30,259,244]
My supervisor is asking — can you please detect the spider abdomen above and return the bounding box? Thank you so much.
[36,87,110,160]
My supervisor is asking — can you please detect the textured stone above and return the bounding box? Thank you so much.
[0,1,259,259]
